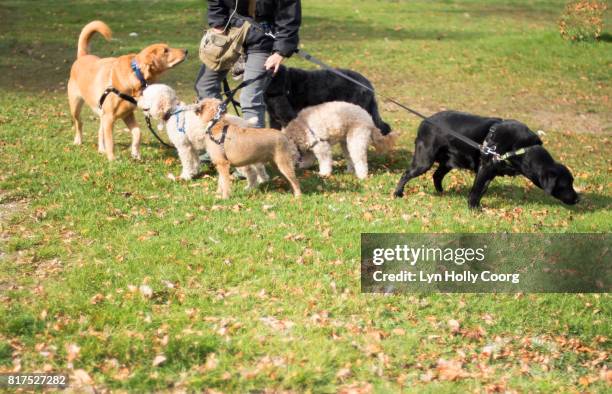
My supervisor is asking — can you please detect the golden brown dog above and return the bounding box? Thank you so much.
[196,99,302,199]
[68,21,187,160]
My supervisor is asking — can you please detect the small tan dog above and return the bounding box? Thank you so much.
[138,84,269,186]
[68,21,187,160]
[196,99,302,199]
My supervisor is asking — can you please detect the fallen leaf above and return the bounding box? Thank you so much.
[436,358,467,381]
[152,355,166,367]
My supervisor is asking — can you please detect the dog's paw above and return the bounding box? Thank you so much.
[73,137,82,145]
[393,190,404,199]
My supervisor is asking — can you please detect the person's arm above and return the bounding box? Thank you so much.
[273,0,301,57]
[207,0,230,29]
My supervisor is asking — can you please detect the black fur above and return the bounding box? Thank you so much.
[264,65,392,135]
[393,111,579,208]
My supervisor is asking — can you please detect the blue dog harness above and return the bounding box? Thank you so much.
[166,107,188,134]
[130,59,148,89]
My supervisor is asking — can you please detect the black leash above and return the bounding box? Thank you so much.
[222,77,241,114]
[145,116,176,149]
[234,14,501,159]
[205,71,274,145]
[98,86,176,149]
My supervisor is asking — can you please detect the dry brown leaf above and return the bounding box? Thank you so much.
[336,367,351,379]
[436,358,467,381]
[448,319,461,334]
[72,369,93,385]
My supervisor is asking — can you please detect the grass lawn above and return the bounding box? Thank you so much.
[1,0,611,392]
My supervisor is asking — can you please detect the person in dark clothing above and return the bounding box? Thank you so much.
[195,0,301,128]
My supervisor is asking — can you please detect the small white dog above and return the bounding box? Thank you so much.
[138,84,269,185]
[282,101,397,179]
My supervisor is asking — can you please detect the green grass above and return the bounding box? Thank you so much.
[0,0,611,392]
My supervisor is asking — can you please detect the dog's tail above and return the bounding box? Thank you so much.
[77,21,112,58]
[367,97,393,136]
[371,127,397,154]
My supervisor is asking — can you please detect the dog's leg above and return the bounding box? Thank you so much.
[313,143,333,177]
[253,163,270,184]
[274,155,302,198]
[97,122,105,153]
[101,114,115,161]
[68,81,85,145]
[340,141,355,174]
[346,130,370,180]
[188,146,201,178]
[123,113,141,160]
[433,164,452,193]
[176,145,198,180]
[241,166,258,190]
[216,161,232,199]
[394,141,434,198]
[468,165,496,209]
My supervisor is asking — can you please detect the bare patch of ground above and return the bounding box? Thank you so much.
[0,191,28,264]
[531,110,611,134]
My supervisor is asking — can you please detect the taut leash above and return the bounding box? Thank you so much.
[234,14,506,160]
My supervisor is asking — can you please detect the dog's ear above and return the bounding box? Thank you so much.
[541,167,558,195]
[137,45,166,79]
[155,91,173,118]
[195,99,219,122]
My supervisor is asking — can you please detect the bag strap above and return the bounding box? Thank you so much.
[248,0,256,17]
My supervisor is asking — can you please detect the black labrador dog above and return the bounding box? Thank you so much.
[394,111,579,208]
[264,65,392,135]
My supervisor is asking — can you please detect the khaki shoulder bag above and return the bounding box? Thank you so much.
[199,21,251,71]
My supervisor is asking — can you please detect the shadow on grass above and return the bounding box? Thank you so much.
[369,148,414,174]
[436,184,611,213]
[598,33,612,43]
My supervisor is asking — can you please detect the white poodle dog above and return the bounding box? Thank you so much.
[138,84,268,185]
[282,101,397,179]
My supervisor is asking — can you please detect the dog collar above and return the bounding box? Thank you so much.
[131,59,148,90]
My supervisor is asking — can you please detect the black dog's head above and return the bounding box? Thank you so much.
[541,163,579,205]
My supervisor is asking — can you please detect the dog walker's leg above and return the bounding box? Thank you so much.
[68,83,85,145]
[433,164,452,193]
[123,113,141,160]
[468,165,496,209]
[101,114,115,161]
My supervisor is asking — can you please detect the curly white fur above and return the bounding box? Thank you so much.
[283,101,396,180]
[138,84,268,184]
